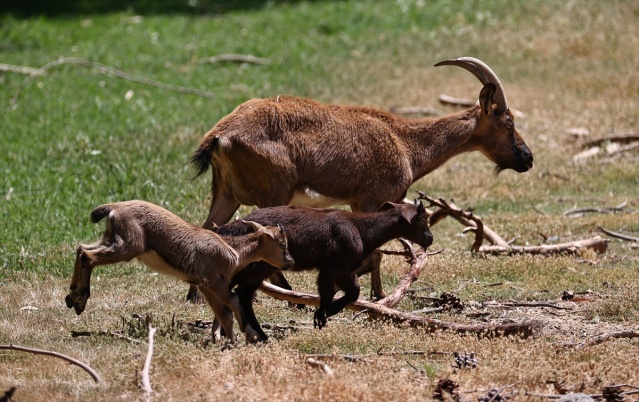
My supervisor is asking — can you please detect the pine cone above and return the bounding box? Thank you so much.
[453,352,478,369]
[433,378,461,401]
[434,292,465,312]
[602,385,624,402]
[478,388,509,402]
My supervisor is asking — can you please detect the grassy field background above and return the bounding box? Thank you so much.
[1,1,639,400]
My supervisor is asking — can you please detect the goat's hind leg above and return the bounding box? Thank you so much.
[353,250,385,300]
[327,272,360,318]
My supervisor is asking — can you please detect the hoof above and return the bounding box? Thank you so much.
[65,294,74,309]
[313,310,327,329]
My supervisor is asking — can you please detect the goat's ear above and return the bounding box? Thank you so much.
[378,201,399,211]
[478,83,497,116]
[400,204,419,223]
[241,220,265,233]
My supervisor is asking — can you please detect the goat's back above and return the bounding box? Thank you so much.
[220,206,364,270]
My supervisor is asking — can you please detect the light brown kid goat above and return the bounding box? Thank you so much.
[65,200,294,343]
[189,57,533,301]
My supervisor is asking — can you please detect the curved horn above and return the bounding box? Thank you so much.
[435,57,508,112]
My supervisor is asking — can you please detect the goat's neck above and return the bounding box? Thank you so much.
[223,234,263,270]
[405,107,478,179]
[354,212,407,256]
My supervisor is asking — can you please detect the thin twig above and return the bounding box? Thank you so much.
[563,200,627,216]
[483,302,573,311]
[201,53,270,65]
[12,57,216,105]
[0,344,101,383]
[583,132,639,147]
[140,316,156,394]
[598,226,639,242]
[305,353,371,363]
[579,330,639,349]
[71,330,144,344]
[389,105,442,116]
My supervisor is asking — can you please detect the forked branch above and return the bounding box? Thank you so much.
[416,192,609,256]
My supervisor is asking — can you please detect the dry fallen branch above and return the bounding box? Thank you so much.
[416,192,509,248]
[305,353,372,363]
[415,193,609,256]
[483,301,573,311]
[438,94,524,117]
[139,316,156,394]
[201,53,270,65]
[584,132,639,148]
[0,63,41,75]
[306,357,334,376]
[438,93,476,107]
[575,330,639,349]
[259,282,541,338]
[376,244,430,308]
[563,200,627,216]
[598,226,639,243]
[0,344,101,383]
[71,330,144,344]
[389,105,442,116]
[479,236,608,256]
[11,57,217,105]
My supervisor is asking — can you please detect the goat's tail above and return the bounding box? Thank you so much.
[190,131,219,180]
[90,204,113,223]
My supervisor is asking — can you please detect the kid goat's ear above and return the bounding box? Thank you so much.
[241,220,265,233]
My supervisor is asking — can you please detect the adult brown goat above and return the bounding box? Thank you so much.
[189,57,533,301]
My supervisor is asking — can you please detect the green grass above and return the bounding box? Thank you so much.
[1,1,639,400]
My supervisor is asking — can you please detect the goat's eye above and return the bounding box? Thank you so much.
[506,120,514,130]
[280,242,286,249]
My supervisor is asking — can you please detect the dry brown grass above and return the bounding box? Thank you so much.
[2,1,639,401]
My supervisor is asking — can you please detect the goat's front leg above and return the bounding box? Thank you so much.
[204,283,261,343]
[235,281,268,341]
[199,287,235,343]
[314,270,337,329]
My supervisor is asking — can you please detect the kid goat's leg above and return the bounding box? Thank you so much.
[202,283,261,343]
[327,272,361,318]
[66,237,138,315]
[314,270,338,329]
[198,286,235,343]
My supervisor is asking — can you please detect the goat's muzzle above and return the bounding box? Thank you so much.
[515,143,534,172]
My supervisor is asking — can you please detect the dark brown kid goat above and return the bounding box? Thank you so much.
[188,57,533,302]
[209,201,433,341]
[65,200,294,343]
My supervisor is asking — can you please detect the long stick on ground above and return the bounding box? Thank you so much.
[11,57,217,105]
[0,344,101,383]
[479,236,608,256]
[259,282,541,338]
